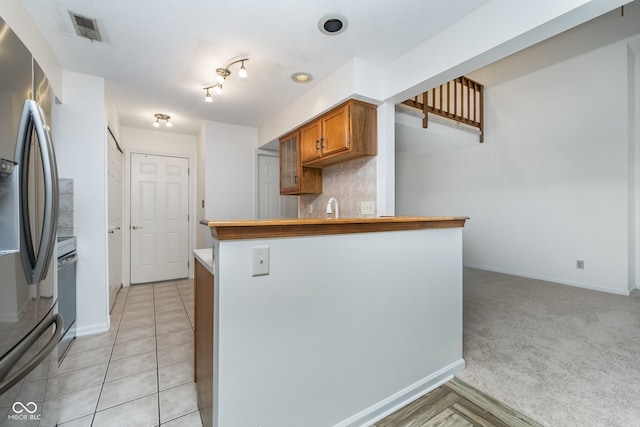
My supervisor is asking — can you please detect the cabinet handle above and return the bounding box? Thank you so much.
[315,139,320,150]
[294,175,298,184]
[321,138,326,149]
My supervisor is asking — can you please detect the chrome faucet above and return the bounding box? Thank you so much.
[326,197,339,219]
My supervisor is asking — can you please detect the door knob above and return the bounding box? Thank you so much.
[131,225,143,230]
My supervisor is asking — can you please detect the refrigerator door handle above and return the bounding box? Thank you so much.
[0,314,62,395]
[15,100,59,284]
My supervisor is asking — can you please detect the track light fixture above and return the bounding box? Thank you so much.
[203,58,249,102]
[153,113,172,128]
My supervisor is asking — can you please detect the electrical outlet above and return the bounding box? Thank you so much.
[308,204,313,214]
[252,246,270,276]
[576,260,584,269]
[361,201,375,215]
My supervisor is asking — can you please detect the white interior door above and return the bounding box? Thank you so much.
[130,153,189,284]
[107,131,123,310]
[257,153,297,219]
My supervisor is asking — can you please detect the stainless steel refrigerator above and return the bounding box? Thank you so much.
[0,17,61,426]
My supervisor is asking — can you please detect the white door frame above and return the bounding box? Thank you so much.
[107,128,123,309]
[123,149,195,286]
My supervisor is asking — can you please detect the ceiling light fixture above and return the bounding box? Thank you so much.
[153,113,172,128]
[292,72,313,83]
[203,58,249,102]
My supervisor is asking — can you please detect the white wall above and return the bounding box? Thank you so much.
[54,71,109,335]
[631,39,640,290]
[196,128,207,249]
[214,228,464,426]
[200,121,257,247]
[105,87,122,141]
[396,6,640,295]
[121,127,198,279]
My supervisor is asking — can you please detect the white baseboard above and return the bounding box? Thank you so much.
[464,264,631,296]
[333,359,465,427]
[75,322,110,337]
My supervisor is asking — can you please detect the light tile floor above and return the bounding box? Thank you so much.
[58,279,203,427]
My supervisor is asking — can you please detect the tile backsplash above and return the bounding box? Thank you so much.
[58,178,74,237]
[299,156,377,218]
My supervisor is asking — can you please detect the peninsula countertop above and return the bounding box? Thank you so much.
[193,248,214,274]
[200,216,468,240]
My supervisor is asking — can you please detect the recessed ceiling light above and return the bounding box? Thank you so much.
[318,14,348,36]
[291,72,313,83]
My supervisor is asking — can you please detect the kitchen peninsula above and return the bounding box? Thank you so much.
[195,216,467,427]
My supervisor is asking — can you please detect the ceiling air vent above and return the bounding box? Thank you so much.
[70,12,102,42]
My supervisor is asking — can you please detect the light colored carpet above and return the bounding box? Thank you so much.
[457,268,640,427]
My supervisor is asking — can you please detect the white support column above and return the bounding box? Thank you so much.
[376,101,396,216]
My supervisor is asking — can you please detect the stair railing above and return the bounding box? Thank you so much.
[402,76,484,142]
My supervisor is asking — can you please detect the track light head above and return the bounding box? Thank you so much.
[203,58,249,102]
[238,60,247,78]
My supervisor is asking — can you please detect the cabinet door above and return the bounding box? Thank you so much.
[279,131,322,195]
[321,103,350,157]
[194,258,214,427]
[300,120,322,164]
[279,132,300,193]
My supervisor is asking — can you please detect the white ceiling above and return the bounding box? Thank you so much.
[19,0,491,135]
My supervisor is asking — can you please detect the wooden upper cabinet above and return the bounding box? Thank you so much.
[300,120,322,164]
[301,100,377,168]
[279,131,322,195]
[322,104,351,157]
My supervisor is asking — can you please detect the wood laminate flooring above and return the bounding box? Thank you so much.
[374,378,543,427]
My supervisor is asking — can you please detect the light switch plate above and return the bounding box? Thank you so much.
[252,246,270,276]
[361,201,375,215]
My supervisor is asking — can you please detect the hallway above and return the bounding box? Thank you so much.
[57,279,202,426]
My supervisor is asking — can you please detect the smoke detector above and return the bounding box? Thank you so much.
[69,12,102,42]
